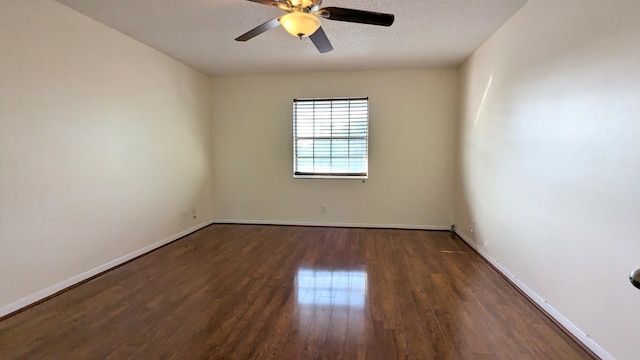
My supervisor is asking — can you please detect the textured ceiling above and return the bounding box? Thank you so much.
[56,0,528,75]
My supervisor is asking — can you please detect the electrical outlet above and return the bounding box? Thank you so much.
[320,205,326,213]
[191,206,197,219]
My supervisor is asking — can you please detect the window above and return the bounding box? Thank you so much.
[293,97,369,178]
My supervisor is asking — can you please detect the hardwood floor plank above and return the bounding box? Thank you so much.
[0,225,596,359]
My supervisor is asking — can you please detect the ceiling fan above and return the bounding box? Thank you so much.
[235,0,395,53]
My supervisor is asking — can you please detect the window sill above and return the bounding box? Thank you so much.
[294,175,368,180]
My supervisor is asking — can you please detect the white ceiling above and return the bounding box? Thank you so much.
[56,0,527,76]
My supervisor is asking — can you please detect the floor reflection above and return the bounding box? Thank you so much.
[295,268,367,337]
[296,269,367,307]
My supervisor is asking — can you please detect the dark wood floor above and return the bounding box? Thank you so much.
[0,225,594,359]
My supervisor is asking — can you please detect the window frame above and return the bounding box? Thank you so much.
[292,97,369,179]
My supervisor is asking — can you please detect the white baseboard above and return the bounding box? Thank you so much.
[454,230,612,360]
[211,218,451,231]
[0,219,214,318]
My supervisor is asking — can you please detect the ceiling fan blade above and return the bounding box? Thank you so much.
[244,0,285,7]
[318,7,395,26]
[309,27,333,53]
[244,0,290,11]
[235,17,282,42]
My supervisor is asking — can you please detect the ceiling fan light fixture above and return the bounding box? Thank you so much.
[280,12,321,38]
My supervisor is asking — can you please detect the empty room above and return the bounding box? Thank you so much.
[1,0,638,359]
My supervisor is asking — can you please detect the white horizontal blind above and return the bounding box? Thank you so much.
[293,97,368,178]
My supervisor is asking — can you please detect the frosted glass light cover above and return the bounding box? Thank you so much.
[280,12,321,38]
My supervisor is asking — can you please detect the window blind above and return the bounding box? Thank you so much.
[293,97,368,178]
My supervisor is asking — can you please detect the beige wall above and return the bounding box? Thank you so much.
[211,69,459,228]
[456,0,640,358]
[0,1,213,313]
